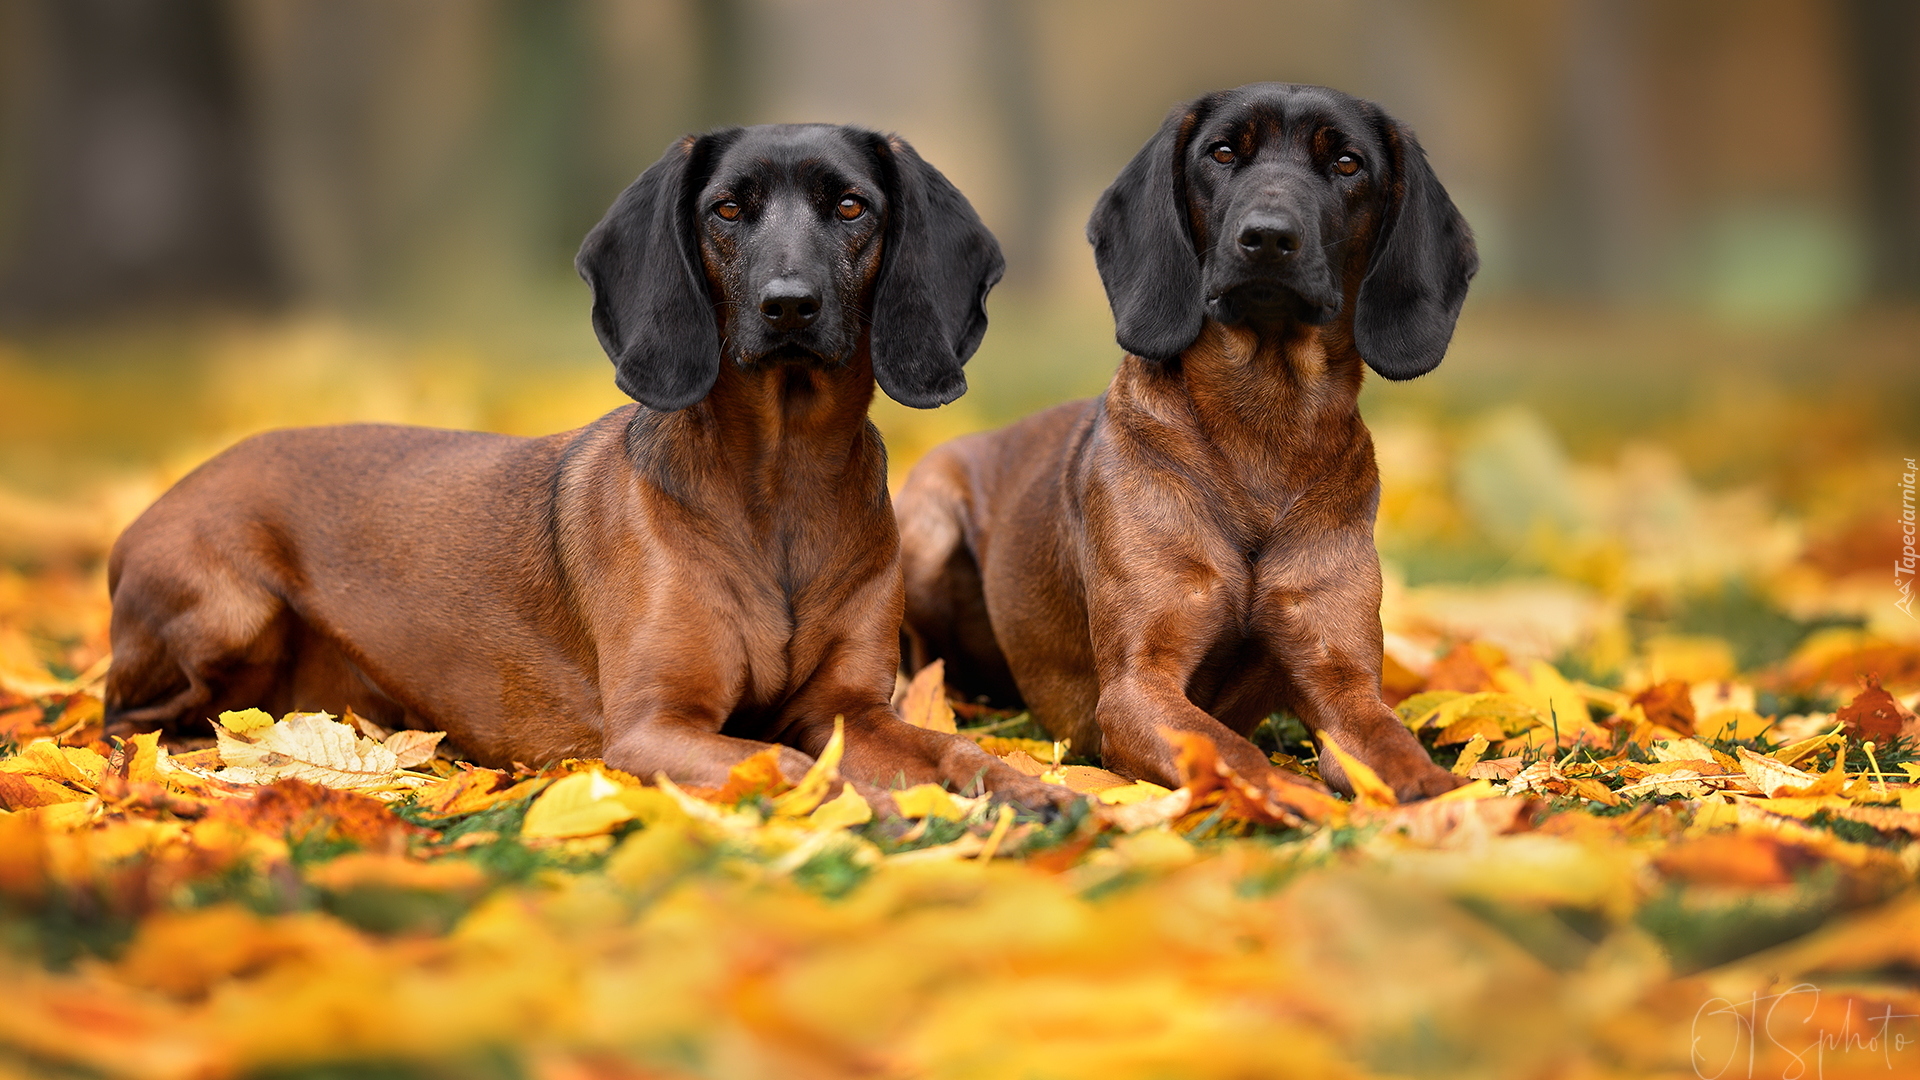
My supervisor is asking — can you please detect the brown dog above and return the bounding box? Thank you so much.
[896,85,1477,801]
[106,124,1062,808]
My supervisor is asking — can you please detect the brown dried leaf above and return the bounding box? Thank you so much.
[1836,674,1913,740]
[1631,679,1696,735]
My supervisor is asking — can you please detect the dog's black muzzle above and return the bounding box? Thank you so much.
[1205,196,1341,327]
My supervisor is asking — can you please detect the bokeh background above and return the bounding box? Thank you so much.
[1,0,1916,695]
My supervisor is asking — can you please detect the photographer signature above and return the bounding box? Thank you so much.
[1693,984,1917,1079]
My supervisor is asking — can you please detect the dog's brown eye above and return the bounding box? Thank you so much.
[1210,143,1235,165]
[836,196,865,221]
[1333,154,1361,176]
[714,200,742,221]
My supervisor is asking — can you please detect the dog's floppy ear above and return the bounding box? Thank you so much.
[1353,117,1478,381]
[1087,99,1209,362]
[576,130,737,411]
[867,135,1005,409]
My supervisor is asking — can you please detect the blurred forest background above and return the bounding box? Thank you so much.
[0,0,1916,688]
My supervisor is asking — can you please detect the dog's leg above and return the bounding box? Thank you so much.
[1082,573,1318,795]
[896,448,1024,707]
[1260,540,1463,801]
[105,552,287,733]
[602,712,820,791]
[782,572,1072,812]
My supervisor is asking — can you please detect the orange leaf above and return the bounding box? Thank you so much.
[1836,674,1913,740]
[709,746,792,804]
[899,660,956,734]
[1631,679,1696,736]
[1163,727,1338,826]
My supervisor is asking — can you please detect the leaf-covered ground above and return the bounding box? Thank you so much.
[5,615,1920,1079]
[3,319,1919,1079]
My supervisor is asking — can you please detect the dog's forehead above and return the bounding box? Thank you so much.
[1200,84,1376,148]
[707,125,881,192]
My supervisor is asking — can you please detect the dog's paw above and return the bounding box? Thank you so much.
[1263,766,1333,797]
[1392,765,1469,802]
[989,768,1080,814]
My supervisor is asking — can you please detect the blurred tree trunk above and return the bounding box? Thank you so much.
[1844,0,1920,298]
[0,0,280,326]
[981,0,1051,285]
[691,0,753,130]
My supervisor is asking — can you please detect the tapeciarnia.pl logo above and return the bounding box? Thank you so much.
[1899,457,1916,619]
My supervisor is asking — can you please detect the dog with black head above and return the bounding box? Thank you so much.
[896,84,1477,802]
[105,123,1065,809]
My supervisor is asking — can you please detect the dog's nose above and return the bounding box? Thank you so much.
[1236,215,1303,262]
[758,280,821,331]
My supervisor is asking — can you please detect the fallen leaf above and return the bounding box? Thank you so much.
[207,778,417,849]
[1318,737,1397,809]
[708,746,792,804]
[1836,674,1913,740]
[892,784,964,821]
[1654,834,1816,886]
[899,660,957,734]
[214,711,427,790]
[1736,747,1818,797]
[1631,679,1696,735]
[382,729,445,769]
[1424,640,1506,692]
[521,769,636,840]
[806,784,872,830]
[769,717,846,818]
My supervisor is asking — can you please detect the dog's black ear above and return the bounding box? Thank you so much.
[867,136,1005,409]
[1353,117,1478,381]
[576,131,737,411]
[1087,100,1208,362]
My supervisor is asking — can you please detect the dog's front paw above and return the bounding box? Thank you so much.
[987,766,1081,814]
[1392,763,1468,802]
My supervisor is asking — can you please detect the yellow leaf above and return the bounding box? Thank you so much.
[217,708,275,734]
[1319,736,1397,809]
[1096,780,1173,805]
[0,772,90,810]
[1430,778,1500,802]
[893,784,965,820]
[1900,789,1920,813]
[1643,634,1737,683]
[521,769,635,840]
[614,784,693,827]
[976,803,1017,860]
[1495,660,1607,740]
[974,735,1054,760]
[899,661,956,734]
[1395,690,1465,729]
[1773,727,1845,768]
[1696,708,1771,741]
[124,730,165,786]
[1058,764,1131,794]
[1568,777,1620,806]
[1429,692,1543,737]
[1735,794,1851,819]
[1435,715,1507,746]
[0,741,104,788]
[1691,797,1742,832]
[1782,745,1850,798]
[1451,734,1490,776]
[806,783,873,830]
[771,717,846,818]
[305,852,487,894]
[996,750,1050,777]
